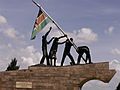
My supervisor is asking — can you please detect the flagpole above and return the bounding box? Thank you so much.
[32,0,78,50]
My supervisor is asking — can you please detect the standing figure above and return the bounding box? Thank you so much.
[61,38,75,66]
[76,46,92,64]
[49,35,67,66]
[40,27,54,65]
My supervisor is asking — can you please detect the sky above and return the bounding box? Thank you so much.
[0,0,120,90]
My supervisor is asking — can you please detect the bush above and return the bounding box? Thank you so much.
[6,58,20,71]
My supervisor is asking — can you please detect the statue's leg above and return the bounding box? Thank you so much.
[51,51,57,66]
[68,53,75,65]
[61,53,67,66]
[77,54,82,64]
[46,56,50,65]
[84,47,92,64]
[50,58,52,66]
[81,55,87,64]
[86,51,92,64]
[54,58,57,66]
[40,56,45,64]
[49,51,53,66]
[45,52,50,65]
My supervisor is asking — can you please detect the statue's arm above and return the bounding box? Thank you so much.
[58,40,66,44]
[47,37,54,44]
[45,27,52,37]
[57,34,67,44]
[58,34,67,39]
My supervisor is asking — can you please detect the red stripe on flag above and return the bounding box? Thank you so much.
[37,13,46,24]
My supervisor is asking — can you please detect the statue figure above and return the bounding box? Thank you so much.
[40,27,54,65]
[49,35,67,66]
[76,46,92,64]
[61,38,75,66]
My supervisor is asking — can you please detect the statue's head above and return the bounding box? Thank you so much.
[42,36,45,39]
[70,38,73,41]
[54,38,58,41]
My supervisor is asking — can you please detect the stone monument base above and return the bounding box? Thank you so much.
[0,62,116,90]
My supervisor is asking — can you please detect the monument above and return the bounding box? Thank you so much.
[0,0,116,90]
[0,62,116,90]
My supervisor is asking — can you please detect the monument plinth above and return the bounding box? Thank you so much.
[0,62,116,90]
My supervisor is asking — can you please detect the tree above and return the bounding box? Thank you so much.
[6,58,20,71]
[116,83,120,90]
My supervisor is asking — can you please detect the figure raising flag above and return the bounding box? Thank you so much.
[31,0,92,66]
[31,1,51,40]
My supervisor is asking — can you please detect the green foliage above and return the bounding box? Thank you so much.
[6,58,20,71]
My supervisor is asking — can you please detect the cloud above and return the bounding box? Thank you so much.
[2,27,25,41]
[0,15,35,70]
[0,44,42,70]
[41,22,98,43]
[41,23,98,44]
[110,59,120,71]
[67,28,98,44]
[3,28,18,39]
[18,46,42,68]
[0,43,12,50]
[111,48,120,55]
[105,26,114,35]
[0,15,25,46]
[109,60,120,89]
[21,57,35,66]
[41,22,63,36]
[0,15,7,25]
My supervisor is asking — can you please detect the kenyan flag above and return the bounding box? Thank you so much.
[31,8,51,40]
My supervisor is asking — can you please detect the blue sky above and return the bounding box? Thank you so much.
[0,0,120,90]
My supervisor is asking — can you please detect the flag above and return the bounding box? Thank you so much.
[31,7,51,40]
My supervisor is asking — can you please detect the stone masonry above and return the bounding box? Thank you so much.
[0,62,116,90]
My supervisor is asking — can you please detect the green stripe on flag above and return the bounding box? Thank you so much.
[31,17,50,40]
[40,17,50,30]
[31,28,38,39]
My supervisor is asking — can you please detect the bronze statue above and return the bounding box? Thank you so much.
[61,38,75,66]
[40,27,54,65]
[40,27,92,66]
[76,46,92,64]
[49,35,67,66]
